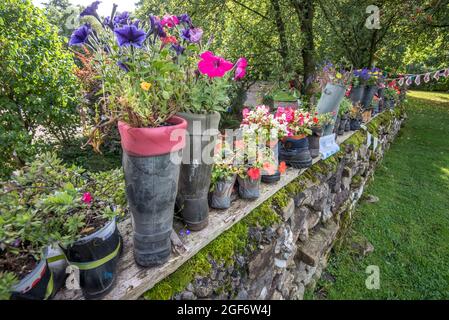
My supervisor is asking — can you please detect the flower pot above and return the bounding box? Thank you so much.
[63,218,122,299]
[344,119,351,132]
[337,114,349,135]
[10,249,55,300]
[308,127,322,158]
[261,141,281,184]
[119,116,187,268]
[349,86,365,105]
[361,85,378,109]
[210,174,237,210]
[176,111,221,231]
[377,88,385,112]
[317,83,346,134]
[237,175,261,199]
[350,118,361,130]
[279,135,313,169]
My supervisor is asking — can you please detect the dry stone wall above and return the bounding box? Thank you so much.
[144,108,406,300]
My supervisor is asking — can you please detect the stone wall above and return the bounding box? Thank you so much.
[144,108,406,300]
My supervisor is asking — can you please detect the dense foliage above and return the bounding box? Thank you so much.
[0,0,79,178]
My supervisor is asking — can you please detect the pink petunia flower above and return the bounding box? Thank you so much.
[198,51,234,78]
[161,14,179,28]
[234,57,248,80]
[82,192,92,204]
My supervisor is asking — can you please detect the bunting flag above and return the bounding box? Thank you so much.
[414,75,421,86]
[424,73,431,83]
[444,68,449,77]
[398,77,405,86]
[433,71,440,81]
[406,76,413,86]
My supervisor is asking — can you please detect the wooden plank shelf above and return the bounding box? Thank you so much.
[55,129,361,300]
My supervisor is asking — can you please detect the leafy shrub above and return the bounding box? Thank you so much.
[0,152,126,297]
[0,0,79,178]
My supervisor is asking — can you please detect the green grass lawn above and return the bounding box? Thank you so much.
[307,91,449,300]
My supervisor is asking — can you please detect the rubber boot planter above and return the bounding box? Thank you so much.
[361,85,378,108]
[119,117,187,267]
[345,120,351,132]
[317,83,346,135]
[338,114,349,135]
[210,174,237,210]
[349,85,365,105]
[262,141,281,184]
[308,127,322,158]
[237,175,261,199]
[177,112,220,231]
[350,118,361,130]
[63,219,122,299]
[279,135,313,169]
[10,249,55,300]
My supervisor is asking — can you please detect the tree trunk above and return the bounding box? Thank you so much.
[291,0,316,96]
[271,0,290,73]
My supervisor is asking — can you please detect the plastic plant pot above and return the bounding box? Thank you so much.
[118,116,187,268]
[210,174,237,210]
[176,112,221,231]
[345,120,351,132]
[10,249,55,300]
[279,135,313,169]
[350,118,361,130]
[337,114,349,135]
[261,141,281,184]
[63,218,122,299]
[237,175,261,200]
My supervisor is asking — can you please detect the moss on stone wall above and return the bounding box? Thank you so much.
[144,200,281,300]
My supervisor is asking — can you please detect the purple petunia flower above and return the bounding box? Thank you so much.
[117,61,130,72]
[80,1,101,17]
[113,11,130,25]
[171,43,185,55]
[68,23,92,46]
[114,25,147,48]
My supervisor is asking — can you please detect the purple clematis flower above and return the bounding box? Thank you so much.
[80,1,101,17]
[114,24,147,48]
[68,23,92,46]
[171,43,185,55]
[114,11,130,25]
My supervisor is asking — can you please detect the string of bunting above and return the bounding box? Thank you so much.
[384,67,449,87]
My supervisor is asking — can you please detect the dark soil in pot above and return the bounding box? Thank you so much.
[279,136,313,169]
[63,218,122,300]
[5,249,55,300]
[237,175,261,200]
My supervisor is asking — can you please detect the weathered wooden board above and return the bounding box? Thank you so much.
[55,130,358,300]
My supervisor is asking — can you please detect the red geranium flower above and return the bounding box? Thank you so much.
[247,167,261,180]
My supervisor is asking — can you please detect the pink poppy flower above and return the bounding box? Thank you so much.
[198,51,234,78]
[234,57,248,80]
[161,14,179,28]
[82,192,92,204]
